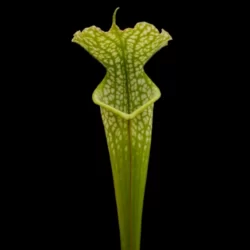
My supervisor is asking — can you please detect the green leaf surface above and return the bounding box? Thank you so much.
[72,7,172,250]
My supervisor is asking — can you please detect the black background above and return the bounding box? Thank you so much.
[13,2,178,249]
[6,2,242,248]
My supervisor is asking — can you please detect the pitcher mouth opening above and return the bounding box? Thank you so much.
[92,83,161,120]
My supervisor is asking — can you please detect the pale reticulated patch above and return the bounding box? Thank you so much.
[72,8,172,116]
